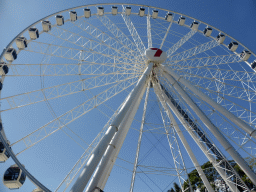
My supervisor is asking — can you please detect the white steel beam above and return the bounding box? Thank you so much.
[162,65,256,140]
[55,101,125,192]
[154,82,213,192]
[155,87,193,192]
[160,20,173,49]
[121,5,146,57]
[97,15,143,60]
[154,82,240,192]
[12,77,139,155]
[7,63,143,77]
[167,54,241,68]
[161,70,256,186]
[1,72,139,112]
[147,9,152,48]
[166,29,197,57]
[70,63,153,192]
[25,41,138,64]
[129,84,150,192]
[70,20,141,61]
[49,26,136,59]
[86,80,150,192]
[167,40,220,62]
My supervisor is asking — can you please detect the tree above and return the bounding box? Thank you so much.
[183,161,217,191]
[174,182,181,192]
[167,188,175,192]
[168,157,256,192]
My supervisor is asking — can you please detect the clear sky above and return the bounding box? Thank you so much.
[0,0,256,192]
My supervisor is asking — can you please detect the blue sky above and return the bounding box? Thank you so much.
[0,0,256,192]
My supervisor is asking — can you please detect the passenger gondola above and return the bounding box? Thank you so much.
[56,15,64,26]
[4,48,17,62]
[112,6,118,15]
[0,62,9,76]
[251,60,256,69]
[0,139,10,162]
[3,165,26,189]
[203,27,212,37]
[178,16,185,26]
[216,33,225,44]
[70,11,77,22]
[190,21,199,31]
[125,6,131,16]
[97,7,104,16]
[165,12,173,22]
[240,50,251,61]
[228,42,238,52]
[28,28,39,40]
[84,8,91,18]
[152,10,158,19]
[139,7,145,17]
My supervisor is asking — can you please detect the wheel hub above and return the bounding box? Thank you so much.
[145,48,167,64]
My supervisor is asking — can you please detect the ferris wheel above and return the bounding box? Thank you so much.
[0,3,256,192]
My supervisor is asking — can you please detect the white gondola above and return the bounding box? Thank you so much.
[178,16,185,26]
[56,15,64,26]
[15,37,27,49]
[4,48,17,62]
[152,10,158,19]
[203,27,212,37]
[251,60,256,69]
[240,50,251,61]
[216,33,225,44]
[69,11,77,22]
[3,165,26,189]
[0,139,10,162]
[28,28,39,40]
[165,12,173,22]
[42,21,51,32]
[228,42,238,52]
[32,188,44,192]
[139,7,145,17]
[125,6,131,16]
[112,6,118,15]
[97,7,104,16]
[84,8,91,18]
[0,62,9,75]
[190,21,199,31]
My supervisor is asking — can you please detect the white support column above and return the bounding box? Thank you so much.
[154,82,240,192]
[87,81,150,192]
[154,84,214,192]
[166,29,197,57]
[160,20,173,49]
[70,63,153,192]
[130,84,150,192]
[155,87,192,192]
[161,70,256,186]
[161,65,256,140]
[121,5,146,57]
[147,8,152,48]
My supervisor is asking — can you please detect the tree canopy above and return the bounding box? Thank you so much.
[168,157,256,192]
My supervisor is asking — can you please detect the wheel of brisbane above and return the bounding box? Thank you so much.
[0,3,256,192]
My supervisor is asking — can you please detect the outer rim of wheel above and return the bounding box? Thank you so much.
[1,3,255,61]
[0,3,255,191]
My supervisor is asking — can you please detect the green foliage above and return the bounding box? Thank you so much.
[167,188,175,192]
[168,157,256,192]
[174,182,181,192]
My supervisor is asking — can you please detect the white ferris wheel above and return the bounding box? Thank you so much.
[0,3,256,192]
